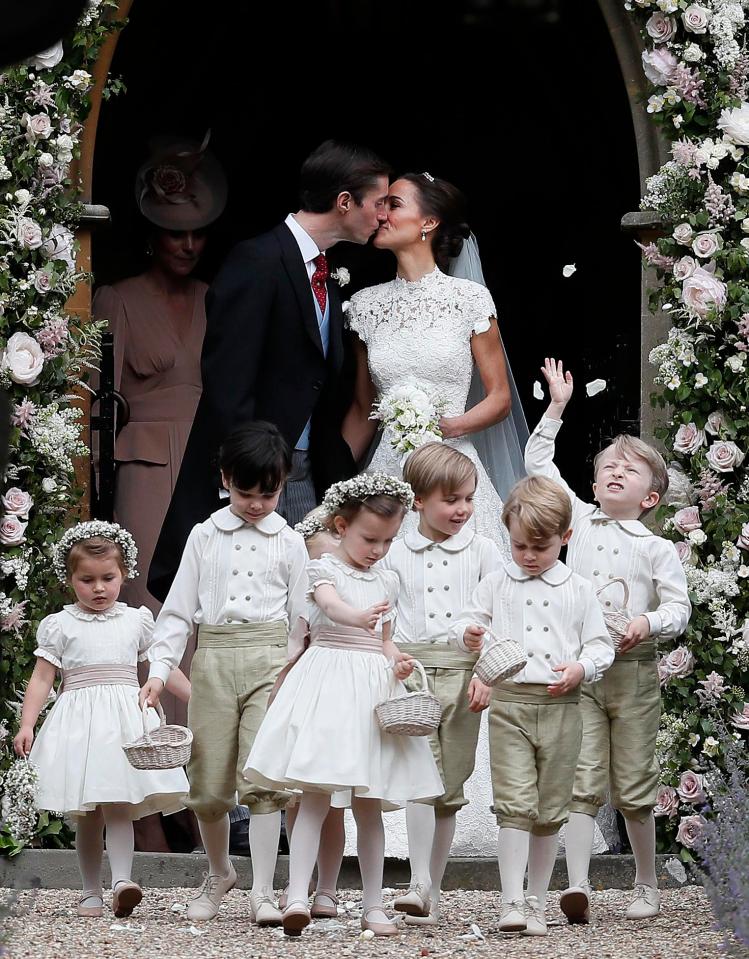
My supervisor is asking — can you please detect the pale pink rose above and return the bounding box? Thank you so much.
[32,268,54,295]
[673,222,694,245]
[151,164,187,197]
[0,514,28,546]
[673,422,706,455]
[706,440,745,472]
[1,332,45,386]
[676,814,707,849]
[1,488,33,517]
[682,266,727,317]
[673,255,698,280]
[642,47,678,86]
[731,703,749,730]
[658,657,672,686]
[653,785,679,818]
[677,770,707,805]
[662,645,695,681]
[41,224,76,271]
[692,232,722,258]
[21,112,52,144]
[646,11,677,43]
[673,505,701,533]
[705,411,726,436]
[737,522,749,549]
[674,540,697,566]
[16,216,43,250]
[682,4,710,34]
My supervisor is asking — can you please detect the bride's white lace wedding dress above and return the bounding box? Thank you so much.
[345,266,508,858]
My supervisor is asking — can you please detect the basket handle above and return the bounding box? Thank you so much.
[141,700,166,744]
[595,577,630,607]
[408,659,429,692]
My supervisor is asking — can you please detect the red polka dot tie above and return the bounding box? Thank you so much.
[311,253,329,313]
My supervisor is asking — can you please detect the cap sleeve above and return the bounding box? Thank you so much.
[345,291,369,345]
[34,614,64,669]
[137,605,156,661]
[381,568,400,624]
[465,282,497,336]
[306,557,338,601]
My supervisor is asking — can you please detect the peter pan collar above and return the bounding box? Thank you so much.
[211,506,287,535]
[321,552,378,580]
[590,508,652,537]
[404,524,475,553]
[65,601,127,622]
[505,560,572,586]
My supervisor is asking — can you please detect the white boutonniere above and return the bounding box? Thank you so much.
[331,267,350,287]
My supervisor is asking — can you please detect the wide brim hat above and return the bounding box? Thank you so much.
[135,131,228,231]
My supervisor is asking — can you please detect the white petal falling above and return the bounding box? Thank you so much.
[533,380,544,401]
[586,378,607,397]
[562,263,577,278]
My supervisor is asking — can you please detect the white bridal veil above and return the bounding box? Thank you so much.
[449,233,529,499]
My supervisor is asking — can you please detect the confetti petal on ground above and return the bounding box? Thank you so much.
[188,925,205,935]
[586,378,607,397]
[665,858,688,884]
[109,923,144,932]
[562,264,577,277]
[533,380,544,401]
[171,902,186,912]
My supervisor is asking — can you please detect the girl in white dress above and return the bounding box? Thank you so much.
[13,522,188,919]
[245,474,443,938]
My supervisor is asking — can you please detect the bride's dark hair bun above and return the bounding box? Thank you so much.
[400,172,471,270]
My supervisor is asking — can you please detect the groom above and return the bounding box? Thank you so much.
[148,140,391,601]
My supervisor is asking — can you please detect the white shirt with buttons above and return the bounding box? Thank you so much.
[148,506,308,685]
[381,525,503,645]
[450,560,614,685]
[525,416,691,640]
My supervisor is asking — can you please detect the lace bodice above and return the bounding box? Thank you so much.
[347,268,495,417]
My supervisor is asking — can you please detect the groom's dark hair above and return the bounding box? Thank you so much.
[299,140,391,213]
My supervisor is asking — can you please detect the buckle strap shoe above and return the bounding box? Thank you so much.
[282,900,311,937]
[310,889,339,919]
[361,907,400,937]
[112,880,143,918]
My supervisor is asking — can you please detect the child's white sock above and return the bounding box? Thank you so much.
[405,801,435,893]
[287,792,330,907]
[428,813,456,914]
[625,813,658,888]
[352,796,389,923]
[526,832,559,910]
[497,827,530,904]
[249,811,281,896]
[198,814,232,878]
[75,808,104,899]
[102,804,134,888]
[565,812,595,887]
[316,808,346,896]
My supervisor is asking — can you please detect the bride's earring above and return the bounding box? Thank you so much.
[420,229,427,242]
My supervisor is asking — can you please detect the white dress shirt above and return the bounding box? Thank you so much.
[285,213,323,280]
[381,525,503,645]
[450,560,614,685]
[525,416,691,640]
[148,507,308,684]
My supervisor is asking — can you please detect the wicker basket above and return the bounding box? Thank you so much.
[474,633,527,686]
[122,702,193,770]
[596,577,632,651]
[375,660,442,737]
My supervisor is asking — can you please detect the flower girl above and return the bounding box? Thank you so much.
[13,522,188,919]
[245,473,444,937]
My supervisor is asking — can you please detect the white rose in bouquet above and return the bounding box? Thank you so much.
[682,4,710,33]
[691,232,722,258]
[718,102,749,146]
[642,47,678,85]
[673,256,698,280]
[672,223,694,245]
[1,333,45,386]
[681,266,727,316]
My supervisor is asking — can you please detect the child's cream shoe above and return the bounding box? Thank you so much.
[186,864,237,921]
[560,880,592,924]
[498,900,526,932]
[626,883,660,920]
[249,890,283,926]
[393,881,431,917]
[522,896,548,936]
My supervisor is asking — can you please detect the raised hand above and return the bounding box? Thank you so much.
[541,357,573,415]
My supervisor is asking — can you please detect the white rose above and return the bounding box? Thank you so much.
[26,41,64,70]
[689,528,707,545]
[642,47,679,86]
[22,112,52,144]
[1,332,45,386]
[65,70,92,91]
[672,223,694,245]
[14,189,31,211]
[682,4,710,33]
[673,422,706,455]
[702,736,719,757]
[646,11,677,42]
[16,216,43,250]
[396,409,417,429]
[41,478,58,493]
[683,42,704,62]
[731,172,749,193]
[681,266,727,316]
[38,152,54,169]
[705,440,745,472]
[54,134,75,163]
[692,232,722,258]
[726,353,747,373]
[741,239,749,252]
[673,255,697,280]
[717,102,749,146]
[41,224,76,271]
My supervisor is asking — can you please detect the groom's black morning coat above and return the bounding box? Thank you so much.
[147,222,356,601]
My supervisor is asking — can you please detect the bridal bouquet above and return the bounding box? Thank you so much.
[369,379,445,456]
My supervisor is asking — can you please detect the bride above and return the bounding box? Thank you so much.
[342,171,526,558]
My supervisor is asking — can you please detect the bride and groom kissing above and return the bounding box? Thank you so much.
[149,138,527,601]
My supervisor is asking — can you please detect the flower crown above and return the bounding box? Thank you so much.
[52,521,139,585]
[294,515,328,540]
[321,472,414,514]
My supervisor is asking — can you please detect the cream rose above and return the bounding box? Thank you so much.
[672,222,694,245]
[1,332,45,386]
[646,11,677,42]
[692,232,722,258]
[673,256,698,280]
[22,112,52,144]
[718,102,749,146]
[706,440,745,472]
[65,70,92,91]
[689,529,707,545]
[41,224,76,271]
[653,785,679,818]
[1,488,33,517]
[682,4,710,33]
[16,217,43,250]
[642,47,678,86]
[676,814,707,848]
[0,515,28,546]
[673,422,706,455]
[681,266,727,316]
[662,645,695,680]
[677,770,707,805]
[673,506,701,533]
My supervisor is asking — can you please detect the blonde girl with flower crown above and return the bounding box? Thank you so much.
[13,522,189,919]
[245,473,444,938]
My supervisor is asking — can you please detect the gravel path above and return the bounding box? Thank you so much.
[2,886,725,959]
